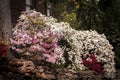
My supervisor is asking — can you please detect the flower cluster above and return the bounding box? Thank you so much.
[10,10,63,63]
[82,54,103,74]
[0,40,8,57]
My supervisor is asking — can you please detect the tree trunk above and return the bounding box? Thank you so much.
[0,0,12,42]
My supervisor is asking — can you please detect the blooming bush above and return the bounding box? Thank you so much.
[10,10,63,63]
[10,10,115,78]
[0,40,8,57]
[82,54,103,74]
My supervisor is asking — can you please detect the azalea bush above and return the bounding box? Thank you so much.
[10,10,115,79]
[0,40,8,57]
[10,10,63,63]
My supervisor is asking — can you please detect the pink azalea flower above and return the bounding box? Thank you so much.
[43,54,56,63]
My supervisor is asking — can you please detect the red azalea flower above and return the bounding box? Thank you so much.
[91,63,103,74]
[82,54,103,74]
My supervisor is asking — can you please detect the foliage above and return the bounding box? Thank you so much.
[51,0,103,30]
[10,10,63,63]
[51,0,79,29]
[60,12,79,29]
[98,0,120,68]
